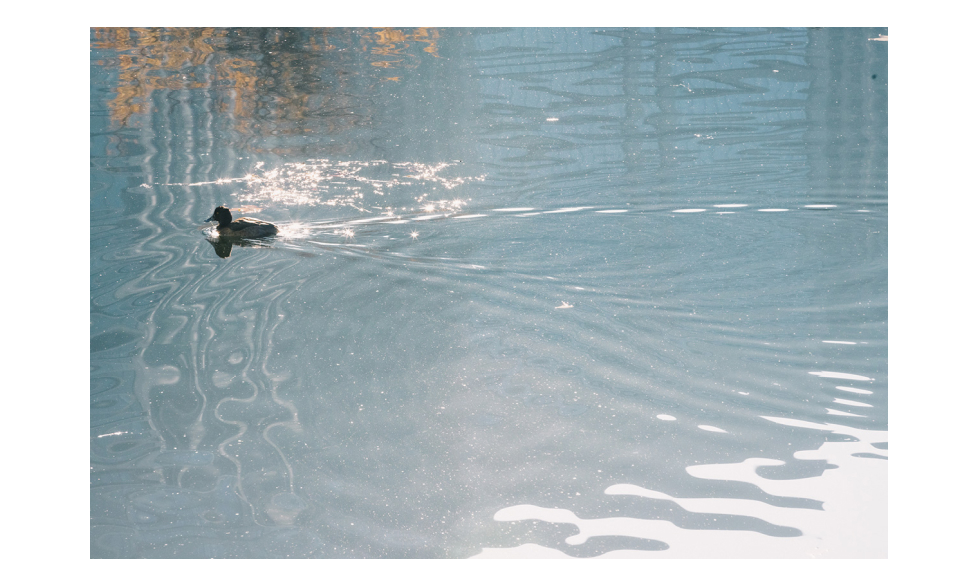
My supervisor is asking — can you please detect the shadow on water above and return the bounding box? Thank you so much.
[205,236,276,259]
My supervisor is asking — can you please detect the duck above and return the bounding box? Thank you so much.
[205,206,278,238]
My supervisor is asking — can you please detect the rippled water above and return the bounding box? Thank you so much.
[90,27,887,558]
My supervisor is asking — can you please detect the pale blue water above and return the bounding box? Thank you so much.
[90,27,887,558]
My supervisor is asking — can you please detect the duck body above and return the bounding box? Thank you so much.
[206,206,278,238]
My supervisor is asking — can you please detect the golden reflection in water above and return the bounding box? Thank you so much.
[92,28,224,127]
[91,27,443,145]
[363,27,440,69]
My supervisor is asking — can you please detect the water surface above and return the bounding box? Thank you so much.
[90,27,887,558]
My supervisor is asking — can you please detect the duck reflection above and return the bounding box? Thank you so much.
[206,236,275,258]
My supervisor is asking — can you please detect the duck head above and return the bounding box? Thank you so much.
[206,206,233,227]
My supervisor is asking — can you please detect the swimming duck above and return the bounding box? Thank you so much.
[205,206,278,238]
